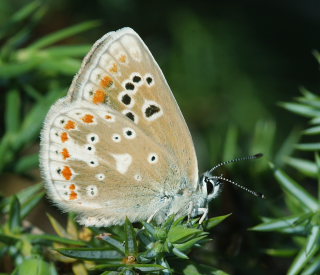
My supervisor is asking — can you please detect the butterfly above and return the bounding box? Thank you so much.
[40,27,262,227]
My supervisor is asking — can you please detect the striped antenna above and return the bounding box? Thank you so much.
[208,153,263,174]
[211,175,265,198]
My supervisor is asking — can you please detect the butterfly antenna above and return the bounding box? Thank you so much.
[212,175,265,199]
[208,153,263,174]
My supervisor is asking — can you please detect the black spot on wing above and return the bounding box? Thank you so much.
[132,75,142,83]
[146,76,153,85]
[125,82,135,90]
[145,105,160,117]
[125,112,135,121]
[121,94,131,105]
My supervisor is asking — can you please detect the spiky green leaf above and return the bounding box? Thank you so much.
[57,247,123,261]
[203,213,231,230]
[273,168,318,211]
[9,196,22,232]
[124,217,138,257]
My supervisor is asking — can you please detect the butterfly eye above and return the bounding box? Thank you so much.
[203,176,215,195]
[206,180,214,195]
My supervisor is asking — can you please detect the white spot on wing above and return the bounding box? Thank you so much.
[111,153,132,174]
[112,133,121,143]
[86,185,98,197]
[100,53,114,69]
[50,128,62,143]
[68,109,84,119]
[120,35,142,61]
[53,116,67,128]
[87,133,99,144]
[96,110,115,122]
[96,173,105,181]
[85,144,95,153]
[83,83,98,100]
[148,153,158,164]
[88,159,99,167]
[90,68,106,83]
[123,127,136,139]
[108,42,127,64]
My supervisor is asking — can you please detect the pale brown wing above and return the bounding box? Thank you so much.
[40,100,187,226]
[67,27,198,188]
[40,28,199,226]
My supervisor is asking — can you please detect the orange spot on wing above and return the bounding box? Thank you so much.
[119,55,126,63]
[110,63,118,73]
[82,114,94,123]
[61,148,71,160]
[93,89,106,104]
[69,184,76,190]
[61,132,69,142]
[62,166,72,180]
[69,191,78,200]
[105,114,112,120]
[65,120,76,130]
[100,76,113,88]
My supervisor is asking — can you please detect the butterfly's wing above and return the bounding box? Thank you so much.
[40,28,198,226]
[41,101,183,226]
[67,28,198,187]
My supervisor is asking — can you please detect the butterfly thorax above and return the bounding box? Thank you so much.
[157,171,223,223]
[153,177,209,224]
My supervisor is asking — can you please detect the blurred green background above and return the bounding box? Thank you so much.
[1,0,320,274]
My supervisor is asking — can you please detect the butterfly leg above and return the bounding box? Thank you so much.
[187,201,194,222]
[147,208,161,223]
[198,208,208,224]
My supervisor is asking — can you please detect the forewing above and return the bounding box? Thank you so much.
[40,101,179,226]
[67,28,198,187]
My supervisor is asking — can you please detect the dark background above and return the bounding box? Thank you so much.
[1,0,320,274]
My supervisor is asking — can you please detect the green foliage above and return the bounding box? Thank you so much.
[0,183,230,274]
[0,1,97,174]
[1,0,320,274]
[252,78,320,274]
[0,184,58,274]
[56,215,230,274]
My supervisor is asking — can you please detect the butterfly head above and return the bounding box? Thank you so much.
[197,153,264,202]
[199,172,222,202]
